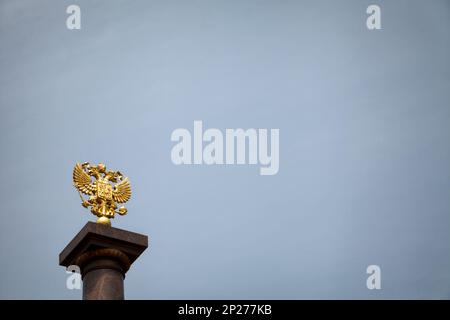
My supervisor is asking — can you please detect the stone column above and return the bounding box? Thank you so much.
[59,222,148,300]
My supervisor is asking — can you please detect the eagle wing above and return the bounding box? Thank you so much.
[113,177,131,203]
[73,162,96,195]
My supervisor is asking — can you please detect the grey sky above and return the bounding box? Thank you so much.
[1,0,449,299]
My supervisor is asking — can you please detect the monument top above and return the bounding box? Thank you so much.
[59,221,148,268]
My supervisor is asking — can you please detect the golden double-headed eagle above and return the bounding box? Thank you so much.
[73,162,131,226]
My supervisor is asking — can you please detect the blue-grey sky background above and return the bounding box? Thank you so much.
[1,0,449,299]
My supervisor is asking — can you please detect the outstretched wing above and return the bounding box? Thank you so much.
[113,177,131,203]
[73,162,95,195]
